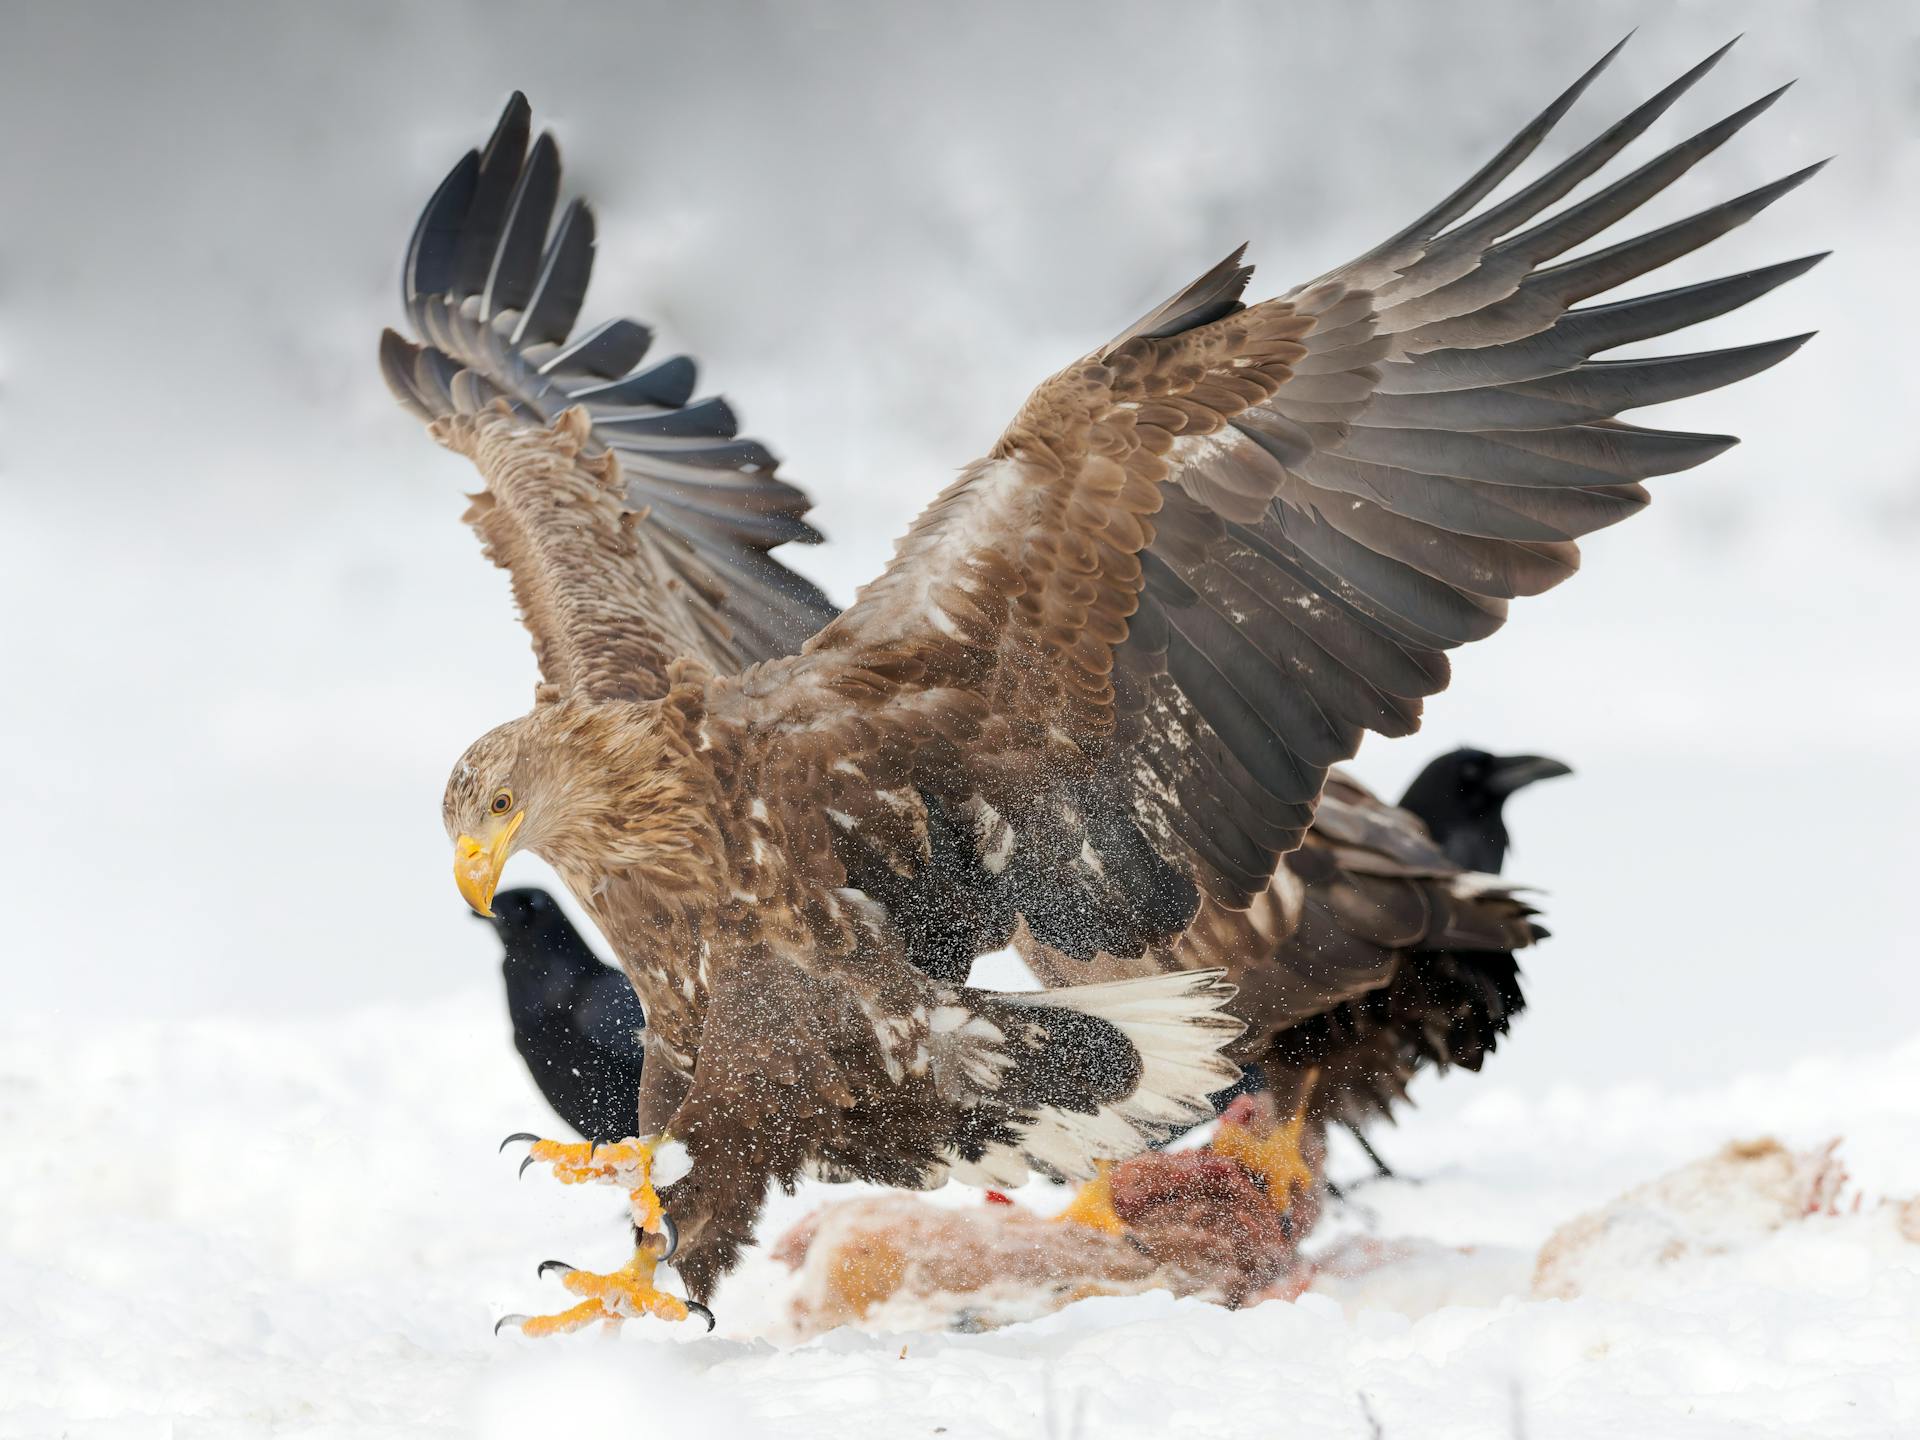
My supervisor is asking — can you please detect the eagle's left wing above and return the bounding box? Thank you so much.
[741,37,1818,979]
[382,95,837,701]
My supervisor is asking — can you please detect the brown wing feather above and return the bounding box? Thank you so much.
[383,95,837,701]
[708,287,1312,964]
[431,405,739,702]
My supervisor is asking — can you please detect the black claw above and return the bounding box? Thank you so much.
[493,1313,528,1336]
[685,1300,715,1332]
[649,1213,679,1261]
[517,1154,540,1180]
[536,1259,575,1280]
[1342,1121,1395,1180]
[498,1132,541,1154]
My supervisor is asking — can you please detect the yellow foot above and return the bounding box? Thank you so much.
[1209,1093,1315,1212]
[499,1247,710,1335]
[1054,1161,1124,1235]
[507,1133,691,1237]
[497,1133,707,1335]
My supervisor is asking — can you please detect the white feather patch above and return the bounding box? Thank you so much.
[963,969,1244,1186]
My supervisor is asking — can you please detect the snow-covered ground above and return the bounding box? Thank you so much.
[4,993,1915,1438]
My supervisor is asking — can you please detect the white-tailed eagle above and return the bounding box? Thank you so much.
[381,36,1819,1329]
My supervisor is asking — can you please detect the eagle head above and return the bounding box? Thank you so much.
[444,718,541,918]
[444,699,721,918]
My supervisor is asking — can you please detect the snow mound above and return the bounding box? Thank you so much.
[1534,1136,1850,1300]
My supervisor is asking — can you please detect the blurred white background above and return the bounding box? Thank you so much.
[2,1,1914,1104]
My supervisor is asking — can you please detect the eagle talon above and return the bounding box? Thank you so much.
[1210,1083,1319,1216]
[502,1135,700,1335]
[517,1154,541,1180]
[507,1247,697,1334]
[493,1313,529,1336]
[498,1132,542,1153]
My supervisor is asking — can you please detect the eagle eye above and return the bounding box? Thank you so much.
[490,790,513,815]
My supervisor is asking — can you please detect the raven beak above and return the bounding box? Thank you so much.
[455,810,525,917]
[1486,754,1573,797]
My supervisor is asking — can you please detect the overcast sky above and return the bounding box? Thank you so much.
[2,2,1916,1104]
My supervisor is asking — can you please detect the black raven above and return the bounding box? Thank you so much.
[1259,748,1571,1176]
[1399,749,1573,874]
[477,888,646,1146]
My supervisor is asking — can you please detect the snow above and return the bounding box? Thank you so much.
[5,994,1916,1438]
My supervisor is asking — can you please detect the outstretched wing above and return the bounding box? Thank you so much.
[759,37,1818,966]
[382,94,837,699]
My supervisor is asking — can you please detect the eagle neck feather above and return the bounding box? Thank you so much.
[531,679,723,899]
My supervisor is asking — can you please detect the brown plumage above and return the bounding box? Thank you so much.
[385,38,1818,1306]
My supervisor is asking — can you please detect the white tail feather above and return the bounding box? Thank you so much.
[946,968,1243,1186]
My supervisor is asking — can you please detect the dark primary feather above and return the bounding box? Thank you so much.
[480,888,646,1146]
[1098,36,1820,912]
[1327,34,1635,293]
[382,93,838,671]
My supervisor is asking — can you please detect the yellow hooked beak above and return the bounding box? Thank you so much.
[454,809,525,918]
